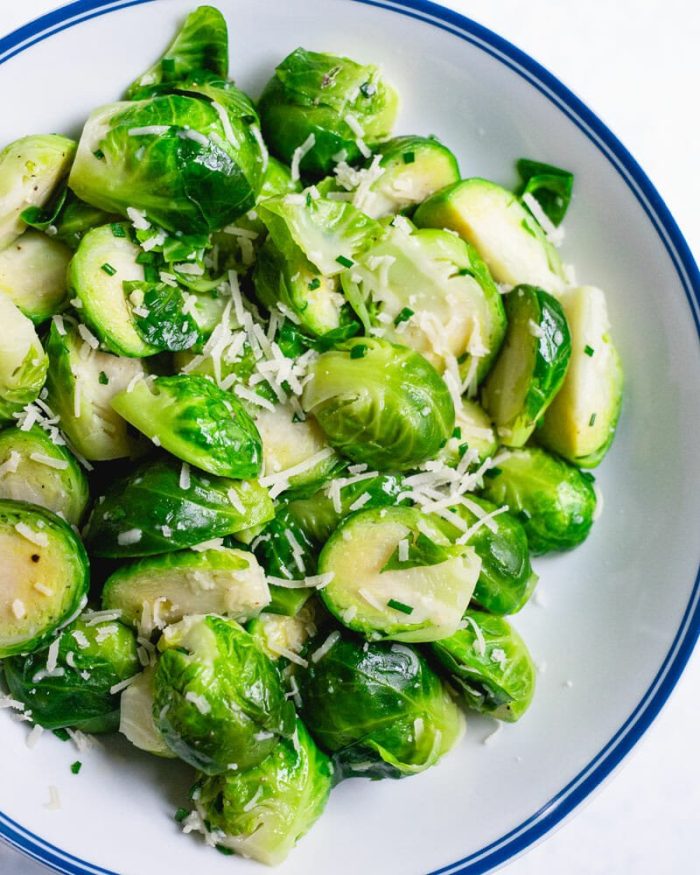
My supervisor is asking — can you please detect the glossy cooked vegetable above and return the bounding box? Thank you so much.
[0,500,89,658]
[0,230,71,323]
[119,663,176,758]
[0,295,48,422]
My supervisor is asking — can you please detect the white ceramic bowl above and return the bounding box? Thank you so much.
[1,1,699,873]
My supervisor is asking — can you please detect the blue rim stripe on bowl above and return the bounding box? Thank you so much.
[0,1,697,874]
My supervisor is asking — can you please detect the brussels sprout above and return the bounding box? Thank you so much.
[319,506,480,642]
[0,295,48,422]
[44,321,147,461]
[481,285,571,447]
[0,135,76,250]
[21,188,116,252]
[84,457,274,557]
[480,446,597,554]
[119,664,175,757]
[68,83,264,234]
[111,374,263,478]
[429,610,536,721]
[538,286,623,467]
[413,178,567,293]
[322,135,460,219]
[258,48,399,176]
[302,337,455,470]
[191,720,333,865]
[0,426,89,526]
[516,158,574,227]
[0,500,89,657]
[439,398,497,468]
[341,221,506,384]
[154,614,295,773]
[254,401,339,492]
[253,236,350,337]
[125,6,229,100]
[298,631,463,779]
[258,192,382,278]
[67,224,159,357]
[252,506,317,610]
[438,496,537,615]
[102,547,270,628]
[248,603,319,663]
[0,230,71,323]
[4,615,139,732]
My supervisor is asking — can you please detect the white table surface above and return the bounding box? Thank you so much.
[0,1,698,873]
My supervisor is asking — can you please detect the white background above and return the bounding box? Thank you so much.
[0,1,698,873]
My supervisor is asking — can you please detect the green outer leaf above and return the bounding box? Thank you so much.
[481,285,571,447]
[480,446,597,555]
[516,158,574,227]
[302,337,455,471]
[298,631,462,780]
[192,720,333,865]
[83,457,274,557]
[3,617,139,732]
[110,374,263,479]
[154,614,295,774]
[126,281,201,352]
[0,426,89,526]
[125,6,229,100]
[428,609,536,722]
[0,296,48,422]
[0,500,89,658]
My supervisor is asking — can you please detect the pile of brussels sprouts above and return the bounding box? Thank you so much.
[0,5,622,866]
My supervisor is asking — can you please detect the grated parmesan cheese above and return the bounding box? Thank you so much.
[29,452,69,471]
[290,134,316,182]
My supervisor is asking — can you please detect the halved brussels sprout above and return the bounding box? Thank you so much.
[429,610,536,722]
[102,547,270,628]
[0,426,89,526]
[538,285,623,467]
[0,230,71,323]
[439,398,497,468]
[481,285,571,446]
[84,457,274,557]
[111,374,263,478]
[154,614,296,773]
[259,48,399,176]
[247,603,319,663]
[0,295,48,422]
[191,720,333,865]
[321,135,459,219]
[438,495,537,615]
[68,82,264,234]
[0,135,76,249]
[252,506,317,613]
[298,630,463,780]
[302,337,455,471]
[254,401,339,492]
[44,321,147,461]
[4,615,139,732]
[68,224,158,357]
[319,506,481,642]
[119,664,175,758]
[20,189,116,252]
[480,446,597,554]
[341,221,506,384]
[0,500,89,657]
[414,178,567,293]
[125,6,229,99]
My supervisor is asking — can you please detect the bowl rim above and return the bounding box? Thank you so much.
[0,1,698,873]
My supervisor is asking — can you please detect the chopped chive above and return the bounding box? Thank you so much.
[402,151,415,164]
[484,466,502,478]
[135,251,155,264]
[308,277,321,290]
[580,471,595,482]
[350,343,367,359]
[336,255,353,268]
[93,149,105,160]
[215,846,235,856]
[174,807,189,823]
[388,598,414,615]
[70,761,82,775]
[584,344,595,357]
[101,262,116,276]
[52,728,70,741]
[589,412,597,426]
[161,57,175,73]
[111,223,126,238]
[98,371,109,385]
[144,265,159,283]
[517,509,531,522]
[452,426,462,439]
[457,352,469,365]
[456,267,474,277]
[394,306,414,325]
[457,442,470,458]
